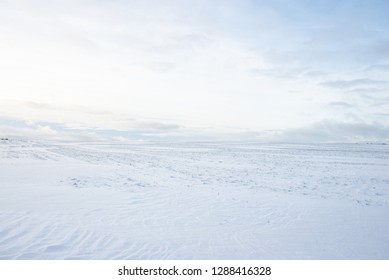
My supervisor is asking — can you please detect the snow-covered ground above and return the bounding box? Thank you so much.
[1,139,388,259]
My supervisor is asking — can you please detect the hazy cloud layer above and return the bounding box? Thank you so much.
[277,121,389,143]
[0,116,184,142]
[320,79,387,89]
[1,0,389,142]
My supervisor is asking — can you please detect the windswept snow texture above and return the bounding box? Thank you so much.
[1,139,389,259]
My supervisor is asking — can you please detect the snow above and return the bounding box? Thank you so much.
[1,139,388,259]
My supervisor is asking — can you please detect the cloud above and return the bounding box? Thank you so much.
[0,113,184,142]
[0,119,105,142]
[319,78,387,89]
[364,64,389,80]
[0,99,184,132]
[365,64,389,73]
[347,87,387,94]
[133,122,181,131]
[276,121,389,143]
[374,113,389,118]
[319,78,389,97]
[326,102,355,108]
[251,66,328,80]
[250,66,308,79]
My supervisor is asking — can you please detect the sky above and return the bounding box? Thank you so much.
[1,0,389,142]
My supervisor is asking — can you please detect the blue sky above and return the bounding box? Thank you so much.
[0,0,389,142]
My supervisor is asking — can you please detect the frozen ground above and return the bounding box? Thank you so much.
[0,139,388,259]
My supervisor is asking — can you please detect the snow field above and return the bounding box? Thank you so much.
[1,140,388,259]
